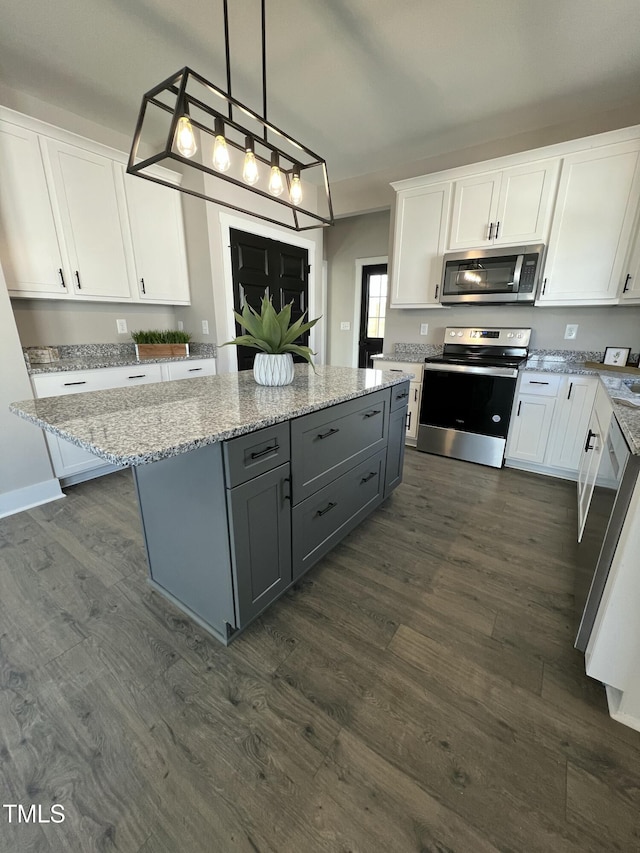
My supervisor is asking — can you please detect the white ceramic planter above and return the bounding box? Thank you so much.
[253,352,295,386]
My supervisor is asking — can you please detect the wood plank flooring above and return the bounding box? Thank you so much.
[2,448,640,852]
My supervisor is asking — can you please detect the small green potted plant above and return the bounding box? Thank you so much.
[131,329,192,359]
[224,297,319,385]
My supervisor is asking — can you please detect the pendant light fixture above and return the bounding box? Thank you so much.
[127,0,333,231]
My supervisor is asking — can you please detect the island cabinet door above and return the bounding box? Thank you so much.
[385,403,408,497]
[227,462,292,627]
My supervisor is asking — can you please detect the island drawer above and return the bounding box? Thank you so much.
[390,380,411,411]
[290,389,389,504]
[223,422,291,488]
[292,449,387,580]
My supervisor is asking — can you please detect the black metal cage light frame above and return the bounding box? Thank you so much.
[127,1,334,232]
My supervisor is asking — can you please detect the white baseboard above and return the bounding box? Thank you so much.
[0,478,64,519]
[504,458,578,482]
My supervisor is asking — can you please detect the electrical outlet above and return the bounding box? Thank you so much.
[116,319,127,334]
[564,324,579,340]
[202,320,210,335]
[340,321,351,331]
[177,320,184,331]
[420,323,429,336]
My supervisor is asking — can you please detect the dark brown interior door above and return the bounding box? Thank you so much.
[230,229,310,371]
[358,263,388,368]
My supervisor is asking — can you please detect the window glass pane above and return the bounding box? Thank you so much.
[378,318,385,338]
[367,318,377,338]
[369,275,382,298]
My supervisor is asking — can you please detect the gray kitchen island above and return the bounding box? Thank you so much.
[11,365,410,644]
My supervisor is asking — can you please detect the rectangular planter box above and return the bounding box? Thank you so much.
[135,343,190,359]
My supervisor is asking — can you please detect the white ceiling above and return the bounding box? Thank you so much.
[3,0,640,213]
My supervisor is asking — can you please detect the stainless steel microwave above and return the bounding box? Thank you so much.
[440,244,545,305]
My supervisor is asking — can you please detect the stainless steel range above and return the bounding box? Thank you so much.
[417,326,531,468]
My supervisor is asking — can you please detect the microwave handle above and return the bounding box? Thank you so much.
[512,254,524,290]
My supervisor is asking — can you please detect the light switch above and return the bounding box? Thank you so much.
[420,323,429,336]
[202,320,210,335]
[340,321,351,331]
[177,320,184,331]
[116,319,127,334]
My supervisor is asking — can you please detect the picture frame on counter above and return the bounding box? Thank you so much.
[603,346,631,367]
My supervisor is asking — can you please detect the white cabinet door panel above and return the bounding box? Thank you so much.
[43,139,133,300]
[547,377,597,473]
[0,121,68,296]
[540,141,640,303]
[448,172,500,249]
[494,159,560,246]
[124,172,190,304]
[506,395,555,464]
[390,183,450,307]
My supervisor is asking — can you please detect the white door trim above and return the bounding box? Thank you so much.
[353,256,388,368]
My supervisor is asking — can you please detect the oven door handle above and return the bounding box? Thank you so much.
[423,362,518,378]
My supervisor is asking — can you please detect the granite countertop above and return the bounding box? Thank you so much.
[24,342,217,375]
[11,365,412,467]
[28,353,216,375]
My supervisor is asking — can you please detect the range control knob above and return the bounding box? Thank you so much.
[507,332,514,338]
[449,331,456,337]
[457,331,463,337]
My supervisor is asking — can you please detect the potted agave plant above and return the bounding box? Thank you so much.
[225,297,319,386]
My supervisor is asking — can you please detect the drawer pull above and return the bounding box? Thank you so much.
[58,268,66,289]
[250,444,279,460]
[517,400,522,416]
[567,382,573,400]
[128,374,146,379]
[74,270,82,290]
[364,409,382,418]
[529,381,549,385]
[140,277,146,294]
[395,391,409,400]
[317,428,339,440]
[406,410,412,430]
[390,369,403,372]
[623,273,632,293]
[188,367,203,372]
[585,429,596,452]
[360,471,377,484]
[63,380,87,386]
[316,501,337,517]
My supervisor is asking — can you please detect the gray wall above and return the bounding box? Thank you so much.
[325,211,391,366]
[326,210,640,362]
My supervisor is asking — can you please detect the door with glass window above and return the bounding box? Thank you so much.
[358,263,388,368]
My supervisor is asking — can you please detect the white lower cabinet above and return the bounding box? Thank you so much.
[577,384,613,540]
[506,372,598,478]
[379,361,422,442]
[32,359,215,485]
[507,394,556,464]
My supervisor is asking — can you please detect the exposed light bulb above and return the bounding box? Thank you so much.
[269,165,284,196]
[213,134,230,172]
[175,115,197,158]
[242,142,259,185]
[290,169,303,205]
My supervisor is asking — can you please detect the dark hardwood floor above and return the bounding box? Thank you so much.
[1,448,640,852]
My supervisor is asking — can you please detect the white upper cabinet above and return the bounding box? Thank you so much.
[448,171,501,249]
[42,138,134,301]
[448,159,560,251]
[390,182,451,308]
[0,106,191,305]
[539,140,640,305]
[0,121,69,296]
[619,207,640,303]
[123,171,190,304]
